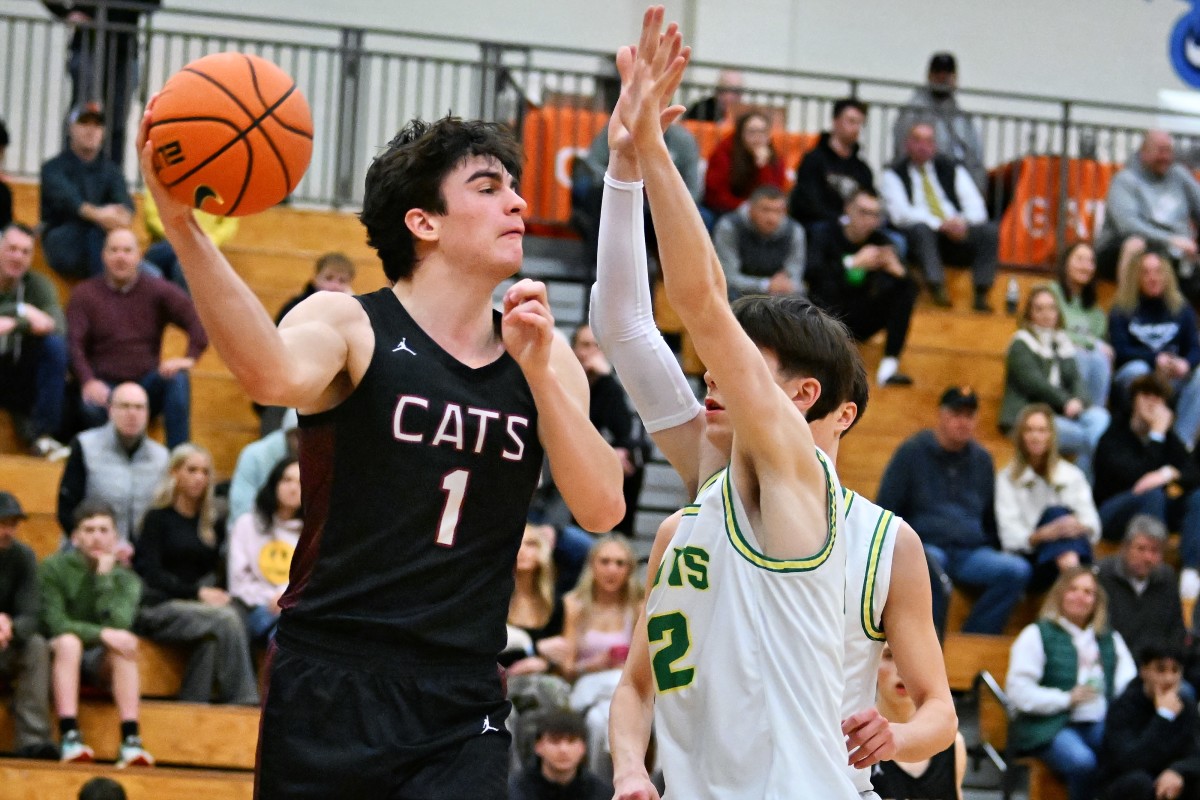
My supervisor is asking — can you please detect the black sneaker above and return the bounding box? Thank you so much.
[15,741,60,760]
[884,373,914,386]
[929,285,952,307]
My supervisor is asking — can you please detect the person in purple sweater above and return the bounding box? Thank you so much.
[66,228,207,447]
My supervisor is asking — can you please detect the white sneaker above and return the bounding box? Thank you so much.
[31,436,70,462]
[116,734,155,768]
[1181,568,1200,602]
[59,730,94,763]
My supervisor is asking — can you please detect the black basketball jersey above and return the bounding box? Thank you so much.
[279,288,544,664]
[870,744,957,800]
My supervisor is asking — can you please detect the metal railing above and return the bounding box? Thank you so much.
[2,2,1197,266]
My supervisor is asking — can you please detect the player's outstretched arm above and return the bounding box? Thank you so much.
[137,110,358,412]
[623,9,824,537]
[610,510,679,800]
[590,37,705,493]
[842,523,957,767]
[503,279,625,533]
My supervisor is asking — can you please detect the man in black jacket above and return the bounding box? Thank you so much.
[1100,641,1200,800]
[509,710,608,800]
[789,98,876,230]
[1093,374,1200,602]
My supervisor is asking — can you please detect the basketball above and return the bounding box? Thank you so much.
[146,52,313,217]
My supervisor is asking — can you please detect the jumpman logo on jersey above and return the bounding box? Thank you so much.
[392,338,417,356]
[481,716,500,734]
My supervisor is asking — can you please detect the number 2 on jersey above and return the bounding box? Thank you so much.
[648,611,694,692]
[435,469,470,547]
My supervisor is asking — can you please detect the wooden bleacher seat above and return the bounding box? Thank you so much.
[975,670,1069,800]
[0,760,253,800]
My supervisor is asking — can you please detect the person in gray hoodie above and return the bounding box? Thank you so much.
[892,52,985,190]
[1096,130,1200,280]
[712,185,806,300]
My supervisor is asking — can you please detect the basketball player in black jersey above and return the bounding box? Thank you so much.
[137,115,626,798]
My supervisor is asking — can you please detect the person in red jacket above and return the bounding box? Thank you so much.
[702,111,786,219]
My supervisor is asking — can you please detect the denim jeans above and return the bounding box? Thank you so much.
[1074,347,1112,408]
[0,333,68,441]
[78,368,192,448]
[42,221,107,278]
[1034,720,1103,800]
[1099,486,1200,568]
[244,604,280,645]
[1116,359,1200,448]
[924,544,1032,634]
[1055,406,1111,480]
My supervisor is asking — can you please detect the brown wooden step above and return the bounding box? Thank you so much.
[0,759,253,800]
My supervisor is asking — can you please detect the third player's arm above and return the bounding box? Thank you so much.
[876,524,957,760]
[610,510,679,800]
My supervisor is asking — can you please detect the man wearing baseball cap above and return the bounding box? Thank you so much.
[39,99,133,278]
[0,490,57,759]
[877,386,1032,634]
[892,52,986,189]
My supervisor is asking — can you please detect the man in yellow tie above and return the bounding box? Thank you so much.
[880,121,998,311]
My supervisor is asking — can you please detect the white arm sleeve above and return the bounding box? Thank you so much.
[590,173,702,434]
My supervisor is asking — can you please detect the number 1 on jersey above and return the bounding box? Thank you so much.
[436,469,470,547]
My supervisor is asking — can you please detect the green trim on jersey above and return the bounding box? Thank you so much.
[681,505,702,517]
[721,450,838,572]
[842,487,856,516]
[695,468,725,501]
[856,493,894,642]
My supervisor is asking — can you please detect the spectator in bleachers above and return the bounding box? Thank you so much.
[1092,374,1200,603]
[0,118,11,229]
[1109,249,1200,448]
[996,404,1100,592]
[702,111,787,220]
[869,643,966,799]
[1097,516,1188,682]
[570,325,649,537]
[713,185,806,300]
[509,709,608,800]
[788,98,876,230]
[227,457,302,646]
[57,382,168,557]
[1000,286,1111,479]
[41,500,154,767]
[275,252,356,324]
[881,121,998,312]
[1099,640,1200,800]
[876,386,1032,634]
[557,535,640,782]
[806,188,917,387]
[142,191,239,292]
[0,222,70,459]
[228,409,298,524]
[1095,130,1200,282]
[43,2,161,169]
[67,227,208,448]
[132,444,258,706]
[1049,243,1113,408]
[39,102,133,278]
[1006,567,1135,800]
[892,52,986,189]
[78,776,127,800]
[0,491,56,759]
[684,69,743,123]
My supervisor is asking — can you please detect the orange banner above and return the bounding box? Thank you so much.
[519,105,819,232]
[997,156,1121,268]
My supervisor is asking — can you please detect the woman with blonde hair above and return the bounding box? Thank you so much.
[132,443,259,704]
[1110,248,1200,447]
[1006,567,1135,800]
[505,523,565,676]
[1000,285,1110,477]
[996,404,1100,591]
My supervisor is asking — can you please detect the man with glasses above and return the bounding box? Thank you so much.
[807,188,917,387]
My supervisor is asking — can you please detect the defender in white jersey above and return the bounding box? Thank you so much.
[600,10,862,798]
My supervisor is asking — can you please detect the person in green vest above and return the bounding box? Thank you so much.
[1005,566,1136,800]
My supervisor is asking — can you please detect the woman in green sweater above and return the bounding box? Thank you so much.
[1049,243,1112,408]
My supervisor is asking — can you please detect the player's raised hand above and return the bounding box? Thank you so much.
[502,278,556,376]
[137,97,195,227]
[616,6,690,149]
[609,9,689,157]
[842,707,900,768]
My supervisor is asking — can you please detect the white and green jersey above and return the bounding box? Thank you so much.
[840,488,902,796]
[645,449,858,799]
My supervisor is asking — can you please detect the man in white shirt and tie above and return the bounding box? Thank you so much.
[881,121,998,312]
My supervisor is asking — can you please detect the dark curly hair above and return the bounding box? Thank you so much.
[359,116,523,283]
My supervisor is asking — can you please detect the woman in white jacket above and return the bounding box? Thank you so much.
[227,456,302,644]
[996,404,1101,592]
